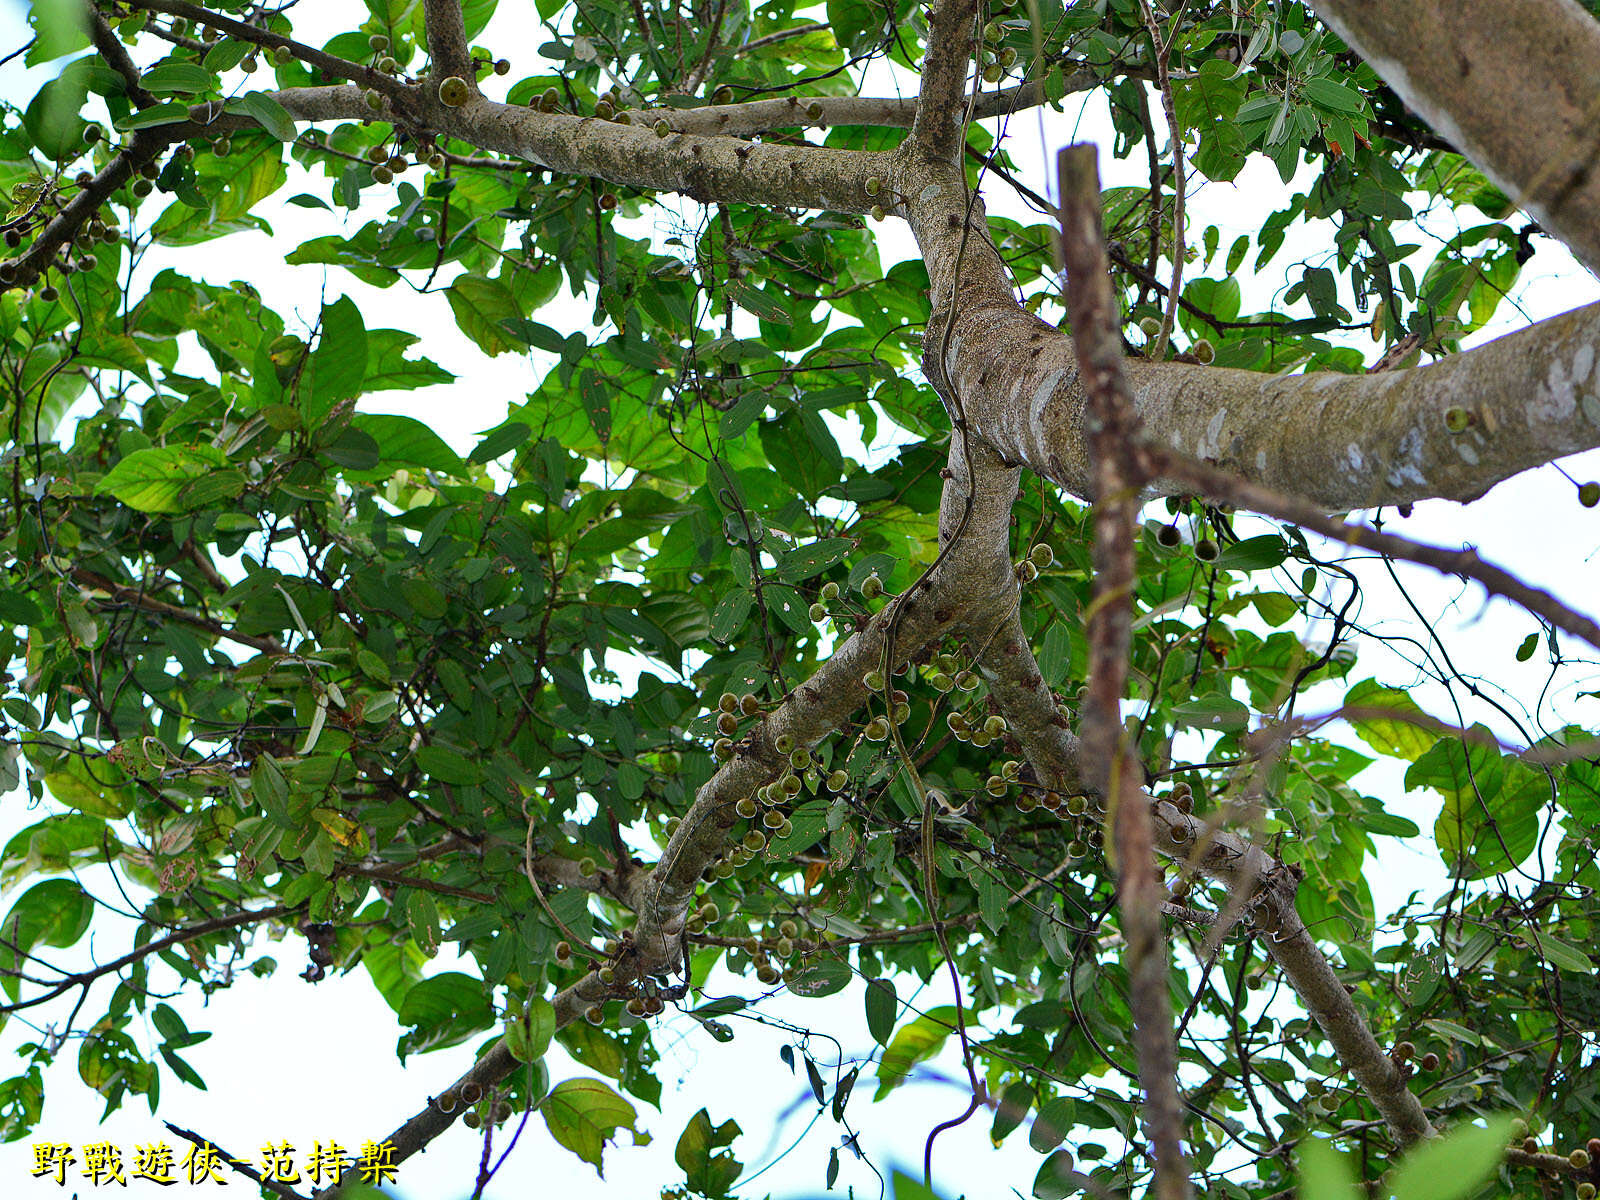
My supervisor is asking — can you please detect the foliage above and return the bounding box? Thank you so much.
[0,0,1597,1197]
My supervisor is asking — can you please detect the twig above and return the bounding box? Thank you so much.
[1137,0,1187,361]
[164,1122,311,1200]
[0,904,294,1016]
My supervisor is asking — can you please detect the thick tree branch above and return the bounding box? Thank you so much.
[910,0,978,162]
[89,10,155,108]
[1059,142,1191,1200]
[924,284,1600,510]
[422,0,474,83]
[1308,0,1600,277]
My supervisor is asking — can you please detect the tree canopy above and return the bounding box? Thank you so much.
[1,1,1599,1198]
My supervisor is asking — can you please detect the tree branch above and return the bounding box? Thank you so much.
[628,66,1102,139]
[422,0,474,82]
[0,904,293,1016]
[1308,0,1600,277]
[1144,446,1600,653]
[328,441,1025,1190]
[1059,141,1192,1200]
[910,0,978,162]
[71,567,284,654]
[120,1,406,101]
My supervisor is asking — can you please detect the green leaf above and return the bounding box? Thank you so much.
[1345,679,1438,761]
[349,414,464,474]
[1,880,94,1000]
[1301,77,1366,115]
[710,590,751,643]
[505,995,556,1063]
[304,295,368,420]
[446,274,522,356]
[1297,1138,1358,1200]
[470,421,532,463]
[235,91,297,141]
[674,1108,742,1198]
[416,744,480,784]
[96,445,236,513]
[1529,931,1594,974]
[1032,1149,1080,1199]
[1383,1116,1515,1200]
[776,538,855,582]
[363,329,453,391]
[1171,694,1250,732]
[541,1077,642,1176]
[1029,1097,1074,1153]
[396,971,492,1059]
[786,959,851,998]
[865,977,897,1045]
[140,62,217,94]
[27,0,88,62]
[113,102,192,130]
[875,1007,957,1098]
[1215,534,1288,571]
[1408,731,1541,878]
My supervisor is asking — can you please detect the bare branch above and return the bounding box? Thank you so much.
[0,904,293,1016]
[165,1123,311,1200]
[1058,141,1192,1200]
[71,567,284,654]
[1147,446,1600,653]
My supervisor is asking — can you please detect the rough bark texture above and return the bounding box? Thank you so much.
[1309,0,1600,278]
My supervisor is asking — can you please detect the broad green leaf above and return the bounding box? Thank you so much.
[1383,1116,1515,1200]
[96,445,237,513]
[875,1007,957,1099]
[235,91,297,141]
[447,274,522,356]
[1297,1138,1358,1200]
[674,1108,741,1198]
[396,971,492,1059]
[1346,679,1438,761]
[541,1078,643,1176]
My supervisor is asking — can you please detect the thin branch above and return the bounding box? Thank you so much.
[164,1123,311,1200]
[71,567,284,654]
[1146,448,1600,653]
[0,904,293,1015]
[1136,0,1186,361]
[735,21,827,56]
[1058,141,1192,1200]
[633,66,1103,138]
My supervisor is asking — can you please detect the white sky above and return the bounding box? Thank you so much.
[2,2,1598,1198]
